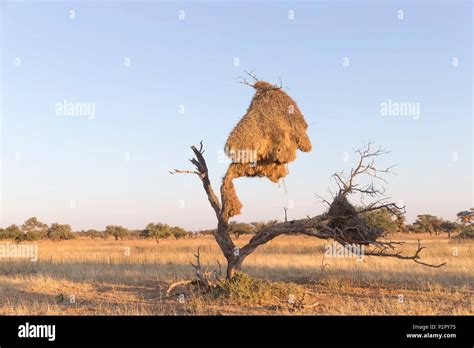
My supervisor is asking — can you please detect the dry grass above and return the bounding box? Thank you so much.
[0,233,472,315]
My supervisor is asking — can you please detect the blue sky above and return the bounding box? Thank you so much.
[1,0,472,231]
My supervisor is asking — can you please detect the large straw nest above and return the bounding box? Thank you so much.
[221,80,312,219]
[327,195,383,244]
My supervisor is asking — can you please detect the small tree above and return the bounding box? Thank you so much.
[144,223,172,243]
[229,222,255,239]
[458,225,474,239]
[455,209,473,239]
[48,223,74,241]
[195,229,216,236]
[170,226,188,239]
[359,208,398,234]
[250,220,278,232]
[0,224,22,241]
[21,217,48,240]
[413,214,443,236]
[440,220,459,239]
[86,229,105,239]
[105,225,129,241]
[457,208,474,225]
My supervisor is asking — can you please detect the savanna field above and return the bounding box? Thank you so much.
[0,233,472,315]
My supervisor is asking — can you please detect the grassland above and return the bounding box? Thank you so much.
[0,233,472,315]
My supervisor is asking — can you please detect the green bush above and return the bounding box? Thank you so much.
[457,226,474,239]
[359,208,398,234]
[79,229,106,239]
[170,226,188,239]
[0,225,22,240]
[48,223,75,241]
[105,225,129,241]
[229,222,255,238]
[21,217,48,239]
[141,223,171,242]
[16,231,42,242]
[218,272,304,305]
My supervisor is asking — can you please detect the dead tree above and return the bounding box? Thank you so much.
[166,246,221,296]
[171,141,445,279]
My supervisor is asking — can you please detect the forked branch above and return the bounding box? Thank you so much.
[333,142,396,197]
[167,246,220,296]
[364,239,446,268]
[170,141,221,219]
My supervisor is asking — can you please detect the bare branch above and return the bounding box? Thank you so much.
[170,143,237,264]
[238,71,284,92]
[357,201,406,216]
[190,246,219,291]
[238,70,260,88]
[166,279,194,297]
[364,240,447,268]
[315,193,331,207]
[169,142,221,219]
[335,143,396,197]
[169,169,201,176]
[245,70,259,81]
[238,219,445,268]
[167,247,222,296]
[238,77,256,88]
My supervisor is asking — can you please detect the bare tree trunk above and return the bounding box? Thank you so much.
[226,257,244,279]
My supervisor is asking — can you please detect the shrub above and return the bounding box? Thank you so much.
[105,225,129,241]
[170,226,188,239]
[16,231,42,242]
[48,223,75,241]
[359,208,398,234]
[217,272,304,305]
[229,222,255,239]
[457,226,474,239]
[0,224,22,240]
[83,229,106,239]
[21,217,48,239]
[142,223,172,242]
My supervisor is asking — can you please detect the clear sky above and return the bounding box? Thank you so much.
[1,0,472,231]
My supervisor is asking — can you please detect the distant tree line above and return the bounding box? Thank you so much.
[1,209,472,243]
[0,217,74,242]
[0,217,195,243]
[196,220,279,239]
[76,223,195,242]
[359,207,474,239]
